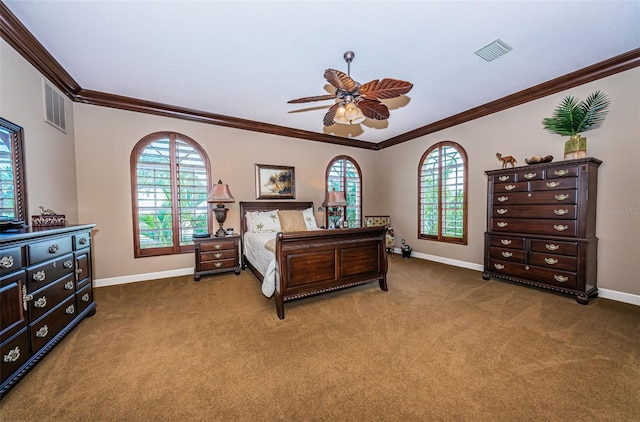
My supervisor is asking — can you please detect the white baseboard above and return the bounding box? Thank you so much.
[393,248,640,306]
[94,267,193,288]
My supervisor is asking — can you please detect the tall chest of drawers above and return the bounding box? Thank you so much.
[482,158,601,304]
[0,224,96,399]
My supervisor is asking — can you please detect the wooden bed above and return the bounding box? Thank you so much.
[239,201,388,319]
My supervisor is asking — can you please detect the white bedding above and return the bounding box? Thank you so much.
[243,231,278,297]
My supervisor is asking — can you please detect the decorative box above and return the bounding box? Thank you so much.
[31,214,66,227]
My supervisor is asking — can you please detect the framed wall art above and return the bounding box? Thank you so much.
[255,164,296,199]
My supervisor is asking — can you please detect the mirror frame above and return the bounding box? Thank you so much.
[0,117,28,223]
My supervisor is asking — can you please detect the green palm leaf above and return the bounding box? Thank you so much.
[542,91,610,136]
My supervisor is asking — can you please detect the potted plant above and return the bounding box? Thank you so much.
[542,90,610,159]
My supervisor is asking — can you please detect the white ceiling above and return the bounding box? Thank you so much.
[4,1,640,144]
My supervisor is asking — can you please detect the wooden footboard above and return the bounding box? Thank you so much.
[239,201,388,319]
[274,226,388,319]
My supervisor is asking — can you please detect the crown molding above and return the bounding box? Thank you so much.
[2,2,638,150]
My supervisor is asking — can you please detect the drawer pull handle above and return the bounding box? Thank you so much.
[65,280,75,290]
[494,263,505,270]
[63,259,73,269]
[554,170,569,177]
[1,256,14,269]
[497,196,508,203]
[497,222,508,228]
[66,304,75,314]
[22,286,32,311]
[214,244,222,249]
[501,252,513,258]
[48,244,59,253]
[544,258,559,265]
[34,296,47,308]
[546,181,560,188]
[36,325,49,338]
[498,175,510,182]
[555,194,569,201]
[33,270,46,282]
[81,293,90,302]
[214,253,222,259]
[504,184,516,191]
[214,262,223,268]
[545,244,560,251]
[79,237,87,245]
[76,268,83,275]
[554,209,568,216]
[500,239,512,245]
[554,275,568,283]
[496,209,508,215]
[3,346,20,363]
[524,172,536,179]
[554,224,569,232]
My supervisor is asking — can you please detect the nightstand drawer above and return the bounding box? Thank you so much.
[201,249,236,261]
[200,258,237,271]
[199,240,235,252]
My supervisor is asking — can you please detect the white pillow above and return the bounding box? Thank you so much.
[248,210,281,233]
[302,207,318,230]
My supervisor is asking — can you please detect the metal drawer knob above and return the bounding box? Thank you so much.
[554,275,568,283]
[524,172,536,179]
[494,263,505,270]
[553,224,569,232]
[48,244,59,253]
[554,169,569,177]
[34,296,47,308]
[545,244,560,251]
[555,194,569,201]
[33,270,46,282]
[36,325,49,338]
[496,209,508,215]
[504,184,516,191]
[500,239,512,245]
[497,196,508,203]
[544,258,559,265]
[1,256,14,269]
[3,346,20,363]
[498,175,510,182]
[497,222,508,228]
[64,259,73,269]
[214,253,222,259]
[553,209,568,216]
[214,262,223,268]
[546,181,560,188]
[81,293,90,302]
[501,251,513,258]
[79,237,87,245]
[66,304,75,314]
[65,280,75,290]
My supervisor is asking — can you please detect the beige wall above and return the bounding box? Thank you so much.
[72,104,377,279]
[2,36,638,297]
[376,68,640,296]
[0,40,79,222]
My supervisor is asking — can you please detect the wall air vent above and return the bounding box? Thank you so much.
[474,39,512,62]
[43,80,66,132]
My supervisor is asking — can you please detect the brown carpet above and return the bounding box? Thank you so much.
[1,257,639,421]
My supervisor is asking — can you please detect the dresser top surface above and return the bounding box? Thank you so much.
[485,157,602,176]
[0,224,96,245]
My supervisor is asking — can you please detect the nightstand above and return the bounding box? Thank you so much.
[193,234,241,281]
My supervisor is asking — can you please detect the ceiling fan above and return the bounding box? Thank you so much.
[287,51,413,126]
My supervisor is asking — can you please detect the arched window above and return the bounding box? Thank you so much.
[325,155,362,228]
[418,141,468,244]
[131,132,212,257]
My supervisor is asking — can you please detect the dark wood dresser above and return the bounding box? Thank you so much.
[482,158,601,304]
[193,234,241,281]
[0,224,96,399]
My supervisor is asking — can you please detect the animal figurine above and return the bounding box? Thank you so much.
[496,153,517,169]
[39,205,57,216]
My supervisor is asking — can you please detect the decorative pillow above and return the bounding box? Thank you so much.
[278,210,307,232]
[302,207,318,230]
[248,210,281,233]
[265,238,276,253]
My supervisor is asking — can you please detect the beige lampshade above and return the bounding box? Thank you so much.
[322,189,347,207]
[208,179,235,203]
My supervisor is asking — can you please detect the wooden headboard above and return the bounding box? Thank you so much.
[239,201,314,236]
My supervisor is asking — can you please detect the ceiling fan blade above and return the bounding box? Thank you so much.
[287,94,336,104]
[358,99,390,120]
[323,103,341,126]
[359,78,413,100]
[324,69,358,92]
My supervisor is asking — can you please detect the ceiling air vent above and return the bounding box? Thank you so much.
[43,80,66,132]
[474,39,512,62]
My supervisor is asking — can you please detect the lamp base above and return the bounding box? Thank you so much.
[215,227,227,237]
